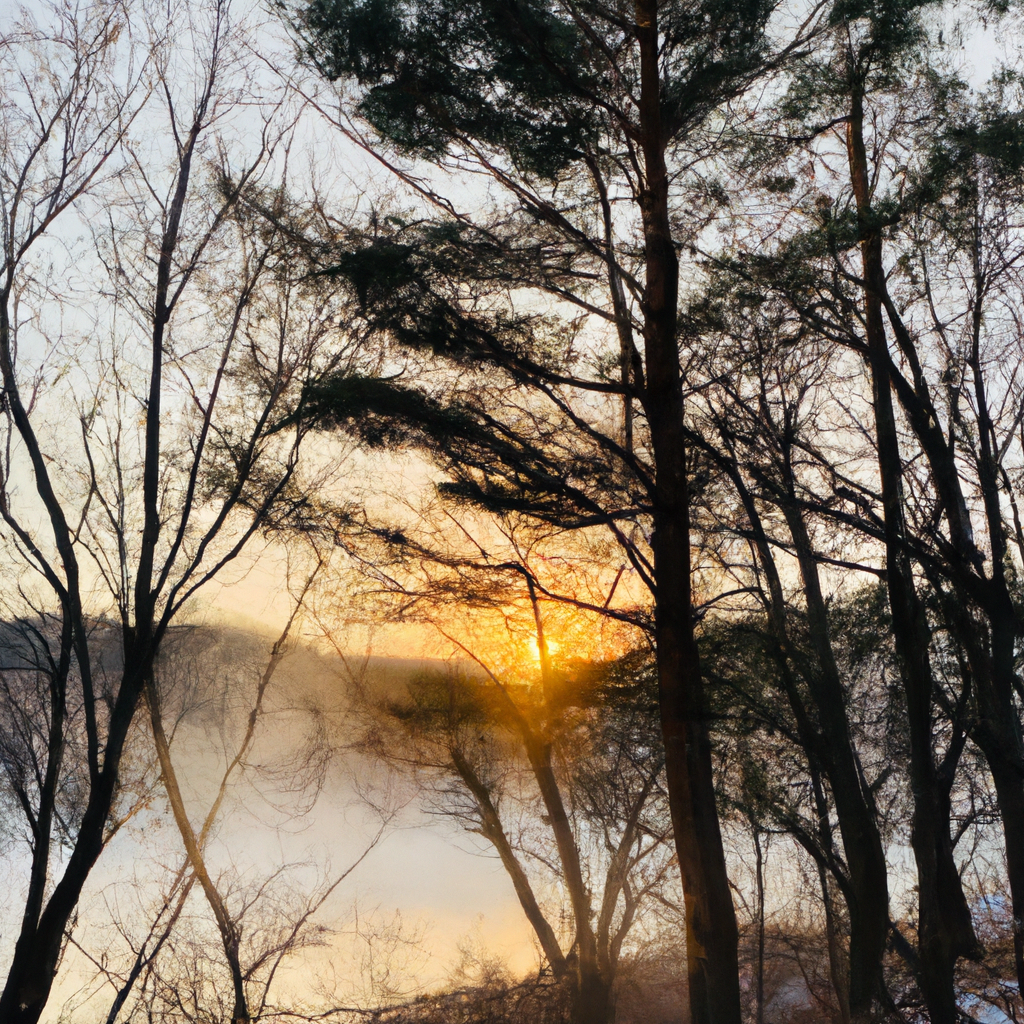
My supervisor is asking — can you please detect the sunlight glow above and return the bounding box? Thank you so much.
[526,635,560,667]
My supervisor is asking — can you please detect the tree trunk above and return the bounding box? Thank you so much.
[754,825,766,1024]
[452,748,569,977]
[146,676,251,1024]
[648,384,741,1024]
[636,0,741,1015]
[845,74,976,1024]
[964,605,1024,997]
[732,462,887,1024]
[964,238,1024,999]
[572,953,614,1024]
[939,587,1024,996]
[822,874,852,1024]
[780,500,892,1023]
[985,744,1024,995]
[0,670,144,1024]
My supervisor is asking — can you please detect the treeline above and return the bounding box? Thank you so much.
[0,0,1023,1021]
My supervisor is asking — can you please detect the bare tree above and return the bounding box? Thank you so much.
[721,18,1024,1016]
[142,553,385,1024]
[0,3,358,1019]
[346,559,672,1024]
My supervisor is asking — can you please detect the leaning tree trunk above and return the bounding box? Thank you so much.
[146,675,251,1024]
[781,500,893,1023]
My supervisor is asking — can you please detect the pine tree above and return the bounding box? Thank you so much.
[285,1,817,1019]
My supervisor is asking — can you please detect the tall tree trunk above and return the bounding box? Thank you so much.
[0,667,145,1024]
[846,74,976,1024]
[2,619,74,1022]
[730,461,885,1022]
[964,226,1024,999]
[845,154,1024,1003]
[635,3,741,1021]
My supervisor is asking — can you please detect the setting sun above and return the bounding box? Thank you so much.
[526,635,559,667]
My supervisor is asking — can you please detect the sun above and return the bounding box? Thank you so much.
[526,635,560,667]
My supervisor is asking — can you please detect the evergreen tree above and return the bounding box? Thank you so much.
[723,1,1024,1014]
[284,0,814,1019]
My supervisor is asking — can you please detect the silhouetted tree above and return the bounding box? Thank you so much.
[0,3,357,1019]
[284,1,826,1016]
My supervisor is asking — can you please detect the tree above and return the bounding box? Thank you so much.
[76,606,384,1024]
[283,2,825,1018]
[140,553,386,1024]
[356,586,672,1024]
[0,2,356,1019]
[722,9,1024,1014]
[686,315,894,1021]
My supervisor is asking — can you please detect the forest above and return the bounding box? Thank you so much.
[0,0,1022,1021]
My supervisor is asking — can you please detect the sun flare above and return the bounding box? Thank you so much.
[526,635,560,667]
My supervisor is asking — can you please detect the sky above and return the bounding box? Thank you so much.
[0,0,1021,1018]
